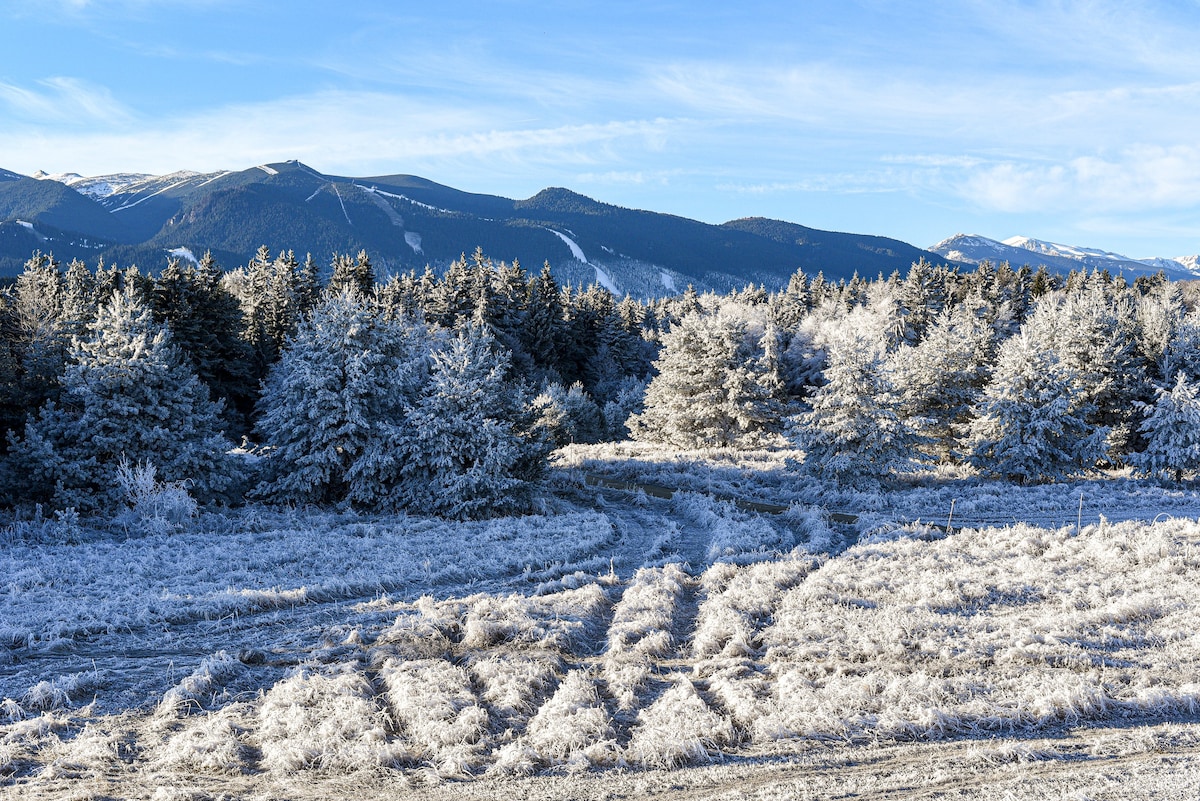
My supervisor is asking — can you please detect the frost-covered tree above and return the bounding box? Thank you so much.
[374,326,550,519]
[965,331,1107,484]
[788,335,921,485]
[1128,373,1200,482]
[8,286,238,511]
[533,382,605,447]
[887,302,995,462]
[253,290,428,506]
[629,311,784,449]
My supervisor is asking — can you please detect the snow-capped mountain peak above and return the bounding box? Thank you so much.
[930,233,1200,280]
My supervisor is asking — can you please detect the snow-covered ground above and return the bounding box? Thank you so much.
[5,447,1200,798]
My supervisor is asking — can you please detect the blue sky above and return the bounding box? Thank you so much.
[3,0,1200,258]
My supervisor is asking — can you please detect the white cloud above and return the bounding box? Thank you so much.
[0,77,133,126]
[0,89,683,179]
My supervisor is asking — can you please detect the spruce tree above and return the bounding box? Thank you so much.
[253,290,426,506]
[965,331,1106,483]
[788,336,920,485]
[1128,373,1200,482]
[9,286,238,511]
[629,312,783,448]
[379,326,549,519]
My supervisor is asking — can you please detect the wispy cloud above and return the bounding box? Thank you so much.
[0,88,683,179]
[0,77,133,126]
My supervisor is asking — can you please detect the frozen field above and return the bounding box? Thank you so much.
[5,446,1200,799]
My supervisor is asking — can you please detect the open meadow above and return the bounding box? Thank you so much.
[5,445,1200,799]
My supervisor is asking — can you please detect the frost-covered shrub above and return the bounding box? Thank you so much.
[533,382,604,446]
[115,459,197,534]
[7,287,239,512]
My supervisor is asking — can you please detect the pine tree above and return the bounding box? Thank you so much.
[150,255,255,434]
[629,311,783,448]
[887,302,994,462]
[253,290,426,506]
[965,331,1106,483]
[10,252,68,411]
[1128,373,1200,482]
[788,335,920,485]
[8,287,238,511]
[378,326,549,519]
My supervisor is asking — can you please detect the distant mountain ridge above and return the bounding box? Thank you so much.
[0,160,946,294]
[930,233,1200,281]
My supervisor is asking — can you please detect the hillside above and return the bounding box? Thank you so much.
[0,161,952,293]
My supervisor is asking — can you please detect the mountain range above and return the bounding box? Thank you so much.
[0,160,942,296]
[929,233,1200,282]
[2,160,1197,294]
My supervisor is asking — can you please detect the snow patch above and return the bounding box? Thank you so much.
[546,229,588,263]
[362,185,454,214]
[660,271,678,293]
[256,164,279,176]
[14,220,46,241]
[405,231,423,255]
[331,184,352,225]
[167,247,198,265]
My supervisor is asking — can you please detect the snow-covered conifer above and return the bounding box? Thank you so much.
[965,331,1106,483]
[253,290,427,506]
[629,311,783,449]
[9,286,238,511]
[381,326,549,519]
[788,334,920,485]
[887,302,994,462]
[1128,373,1200,482]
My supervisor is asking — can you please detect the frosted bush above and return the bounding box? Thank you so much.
[116,459,198,533]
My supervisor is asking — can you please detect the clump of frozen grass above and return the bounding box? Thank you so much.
[784,504,835,553]
[674,493,791,566]
[373,597,462,660]
[378,658,490,777]
[461,583,609,653]
[491,670,620,775]
[468,652,563,734]
[257,667,407,773]
[966,738,1067,766]
[155,705,250,774]
[157,651,242,717]
[604,564,689,710]
[693,558,817,660]
[17,670,100,718]
[0,504,85,544]
[625,677,735,768]
[115,459,197,534]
